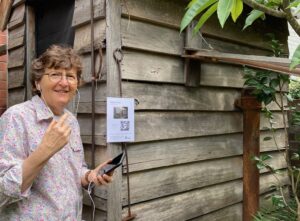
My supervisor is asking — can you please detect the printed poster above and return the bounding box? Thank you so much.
[107,97,135,143]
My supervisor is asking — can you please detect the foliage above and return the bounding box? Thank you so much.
[289,79,300,99]
[243,38,300,220]
[180,0,300,69]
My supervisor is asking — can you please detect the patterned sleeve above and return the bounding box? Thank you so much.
[0,109,32,207]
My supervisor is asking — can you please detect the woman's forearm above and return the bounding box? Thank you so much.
[21,145,53,193]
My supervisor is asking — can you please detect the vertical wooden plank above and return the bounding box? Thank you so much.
[0,0,13,31]
[106,0,122,220]
[236,89,261,221]
[25,5,35,100]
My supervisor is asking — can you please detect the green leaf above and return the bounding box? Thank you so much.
[217,0,234,28]
[231,0,243,22]
[180,0,215,32]
[290,45,300,70]
[287,0,300,8]
[243,10,265,30]
[193,3,218,33]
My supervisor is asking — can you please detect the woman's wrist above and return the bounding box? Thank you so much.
[84,170,92,183]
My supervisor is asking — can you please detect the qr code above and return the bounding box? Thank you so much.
[120,121,130,131]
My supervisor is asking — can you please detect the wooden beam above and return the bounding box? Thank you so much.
[106,0,123,220]
[0,0,13,31]
[183,49,300,76]
[25,5,35,100]
[235,88,261,221]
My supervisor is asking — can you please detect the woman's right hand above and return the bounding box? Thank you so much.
[39,113,71,156]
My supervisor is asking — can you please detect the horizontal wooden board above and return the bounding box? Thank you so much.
[79,111,285,144]
[8,24,25,50]
[121,49,248,87]
[8,67,24,89]
[74,19,106,53]
[121,18,184,55]
[124,130,285,172]
[121,152,286,205]
[190,203,242,221]
[8,87,25,107]
[72,0,105,28]
[8,3,25,30]
[8,46,24,68]
[121,173,288,220]
[121,0,185,29]
[121,0,287,52]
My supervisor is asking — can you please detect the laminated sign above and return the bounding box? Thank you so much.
[106,97,135,143]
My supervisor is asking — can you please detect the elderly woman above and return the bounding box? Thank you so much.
[0,45,112,220]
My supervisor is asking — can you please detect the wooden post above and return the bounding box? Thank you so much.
[25,4,35,100]
[235,88,261,221]
[106,0,123,220]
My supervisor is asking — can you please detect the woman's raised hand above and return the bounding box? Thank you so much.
[40,113,71,156]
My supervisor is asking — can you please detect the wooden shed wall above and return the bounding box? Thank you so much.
[6,0,289,220]
[71,0,289,220]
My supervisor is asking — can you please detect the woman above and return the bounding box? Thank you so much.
[0,45,112,220]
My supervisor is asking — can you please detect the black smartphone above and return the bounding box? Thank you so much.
[98,152,125,176]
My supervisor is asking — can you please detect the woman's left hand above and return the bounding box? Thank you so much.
[88,159,114,186]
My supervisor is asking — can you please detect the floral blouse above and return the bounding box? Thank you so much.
[0,95,88,220]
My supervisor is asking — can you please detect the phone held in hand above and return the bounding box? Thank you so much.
[98,152,125,176]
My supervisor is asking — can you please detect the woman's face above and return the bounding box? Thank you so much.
[37,67,78,115]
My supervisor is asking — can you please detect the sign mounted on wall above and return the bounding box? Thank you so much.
[107,97,135,143]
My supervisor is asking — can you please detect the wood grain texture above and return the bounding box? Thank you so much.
[122,152,286,205]
[8,46,24,68]
[8,67,24,89]
[8,87,25,107]
[8,24,25,50]
[121,173,288,221]
[0,0,13,31]
[121,0,287,52]
[8,3,25,30]
[74,19,106,53]
[72,0,105,28]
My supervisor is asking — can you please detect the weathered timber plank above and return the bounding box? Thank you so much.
[122,130,285,172]
[205,37,271,56]
[190,203,242,221]
[81,135,106,146]
[105,0,123,219]
[82,205,106,221]
[25,5,35,99]
[77,114,106,136]
[0,0,13,31]
[8,87,25,107]
[122,173,288,221]
[73,19,106,53]
[8,24,25,50]
[80,52,107,83]
[78,112,285,143]
[121,49,184,83]
[72,0,105,28]
[122,81,284,111]
[83,190,107,211]
[121,18,184,55]
[121,0,185,29]
[8,3,25,30]
[122,152,286,205]
[121,0,287,52]
[202,14,288,53]
[8,67,24,89]
[8,46,24,68]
